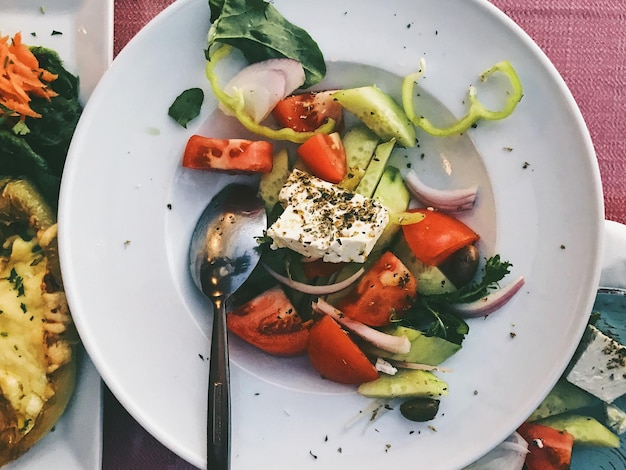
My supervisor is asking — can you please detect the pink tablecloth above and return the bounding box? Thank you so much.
[105,0,626,468]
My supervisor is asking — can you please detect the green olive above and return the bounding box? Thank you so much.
[399,397,440,422]
[438,244,480,288]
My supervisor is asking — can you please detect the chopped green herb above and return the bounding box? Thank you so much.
[168,88,204,128]
[7,268,25,297]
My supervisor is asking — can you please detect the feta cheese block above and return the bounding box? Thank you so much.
[266,169,389,263]
[566,325,626,404]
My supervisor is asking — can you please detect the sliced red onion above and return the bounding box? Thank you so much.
[262,263,363,295]
[450,276,525,318]
[221,58,305,122]
[312,299,411,355]
[404,169,478,212]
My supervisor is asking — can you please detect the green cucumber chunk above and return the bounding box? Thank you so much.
[355,139,395,198]
[528,379,596,422]
[358,369,448,399]
[364,325,460,366]
[537,414,620,448]
[372,165,410,250]
[333,86,417,148]
[392,235,457,295]
[258,148,290,212]
[339,124,380,190]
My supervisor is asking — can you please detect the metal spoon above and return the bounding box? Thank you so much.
[189,183,266,470]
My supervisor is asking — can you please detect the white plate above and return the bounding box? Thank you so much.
[0,0,111,468]
[58,0,604,468]
[0,0,112,103]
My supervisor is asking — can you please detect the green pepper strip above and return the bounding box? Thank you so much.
[205,45,335,143]
[402,59,523,137]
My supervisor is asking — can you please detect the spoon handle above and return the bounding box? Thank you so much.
[208,299,230,470]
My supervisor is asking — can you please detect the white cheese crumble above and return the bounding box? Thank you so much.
[266,169,389,263]
[605,403,626,435]
[566,325,626,404]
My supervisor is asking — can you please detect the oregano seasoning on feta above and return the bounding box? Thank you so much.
[266,169,389,263]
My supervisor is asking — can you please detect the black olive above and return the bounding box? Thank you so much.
[399,397,440,422]
[438,244,480,288]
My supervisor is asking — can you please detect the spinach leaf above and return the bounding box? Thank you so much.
[168,88,205,128]
[208,0,225,23]
[0,130,61,205]
[30,47,81,100]
[25,95,82,175]
[208,0,326,88]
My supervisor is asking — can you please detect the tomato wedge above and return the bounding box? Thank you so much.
[337,251,417,327]
[296,132,347,183]
[182,135,274,173]
[517,422,574,470]
[226,287,309,356]
[272,90,344,133]
[401,208,479,266]
[307,314,378,384]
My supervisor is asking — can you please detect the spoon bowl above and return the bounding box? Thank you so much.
[189,183,266,470]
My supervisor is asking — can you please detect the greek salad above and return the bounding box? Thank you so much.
[168,0,527,428]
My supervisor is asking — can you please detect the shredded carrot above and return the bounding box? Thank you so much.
[0,32,58,122]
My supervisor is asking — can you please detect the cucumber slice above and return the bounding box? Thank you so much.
[339,124,380,190]
[528,379,596,422]
[364,325,460,366]
[355,139,395,198]
[372,165,410,250]
[538,414,620,447]
[333,86,417,148]
[392,235,457,295]
[258,148,290,212]
[358,369,448,399]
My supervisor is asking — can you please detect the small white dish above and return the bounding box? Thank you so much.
[59,0,604,468]
[0,0,111,468]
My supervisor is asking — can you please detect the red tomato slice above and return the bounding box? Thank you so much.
[226,287,309,357]
[307,314,378,384]
[517,422,574,470]
[401,208,479,266]
[182,135,274,173]
[337,251,417,327]
[272,90,344,133]
[296,132,347,183]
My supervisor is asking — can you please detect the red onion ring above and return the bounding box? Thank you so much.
[262,263,364,295]
[450,276,525,318]
[312,299,411,355]
[404,170,478,212]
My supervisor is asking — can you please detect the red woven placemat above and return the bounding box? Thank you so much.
[493,0,626,224]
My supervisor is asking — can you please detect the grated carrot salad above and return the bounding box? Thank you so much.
[0,32,58,121]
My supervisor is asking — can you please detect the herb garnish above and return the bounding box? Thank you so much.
[7,268,25,297]
[208,0,326,88]
[168,88,204,128]
[400,255,513,342]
